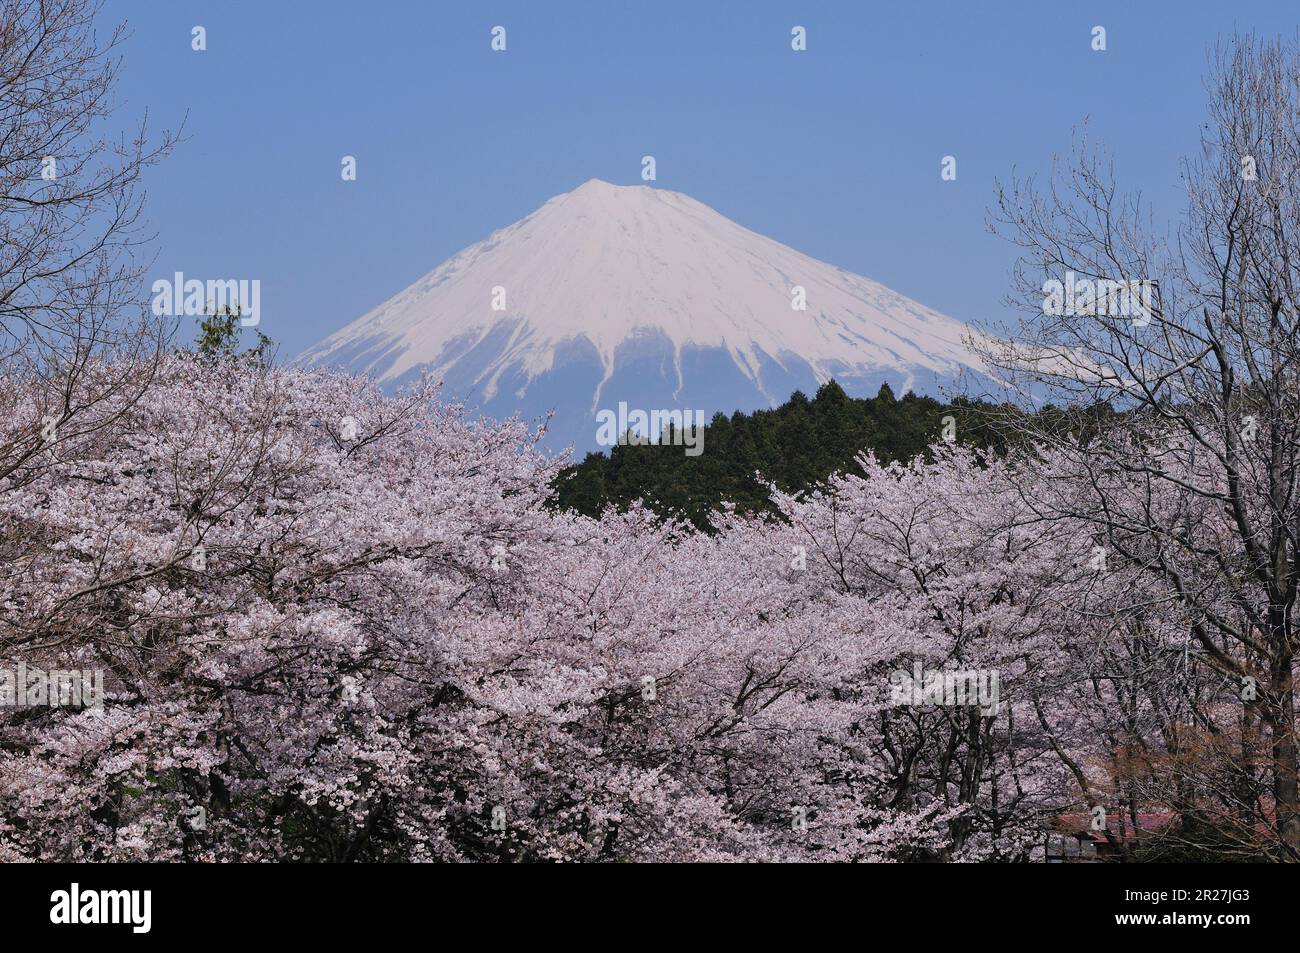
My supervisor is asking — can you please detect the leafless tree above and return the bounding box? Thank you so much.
[0,0,177,490]
[986,33,1300,856]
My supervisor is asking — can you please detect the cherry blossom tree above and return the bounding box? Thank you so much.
[0,359,1063,862]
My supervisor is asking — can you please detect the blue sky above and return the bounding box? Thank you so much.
[106,0,1300,360]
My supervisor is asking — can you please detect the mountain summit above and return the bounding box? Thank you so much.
[300,179,990,450]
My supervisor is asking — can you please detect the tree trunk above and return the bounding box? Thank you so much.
[1269,641,1300,855]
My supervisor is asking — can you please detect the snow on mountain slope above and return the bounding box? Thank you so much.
[299,179,992,451]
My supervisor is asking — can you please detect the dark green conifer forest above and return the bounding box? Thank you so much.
[550,380,1016,531]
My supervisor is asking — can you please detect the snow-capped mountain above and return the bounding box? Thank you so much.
[299,179,992,452]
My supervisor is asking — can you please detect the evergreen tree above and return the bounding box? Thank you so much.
[550,380,1022,531]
